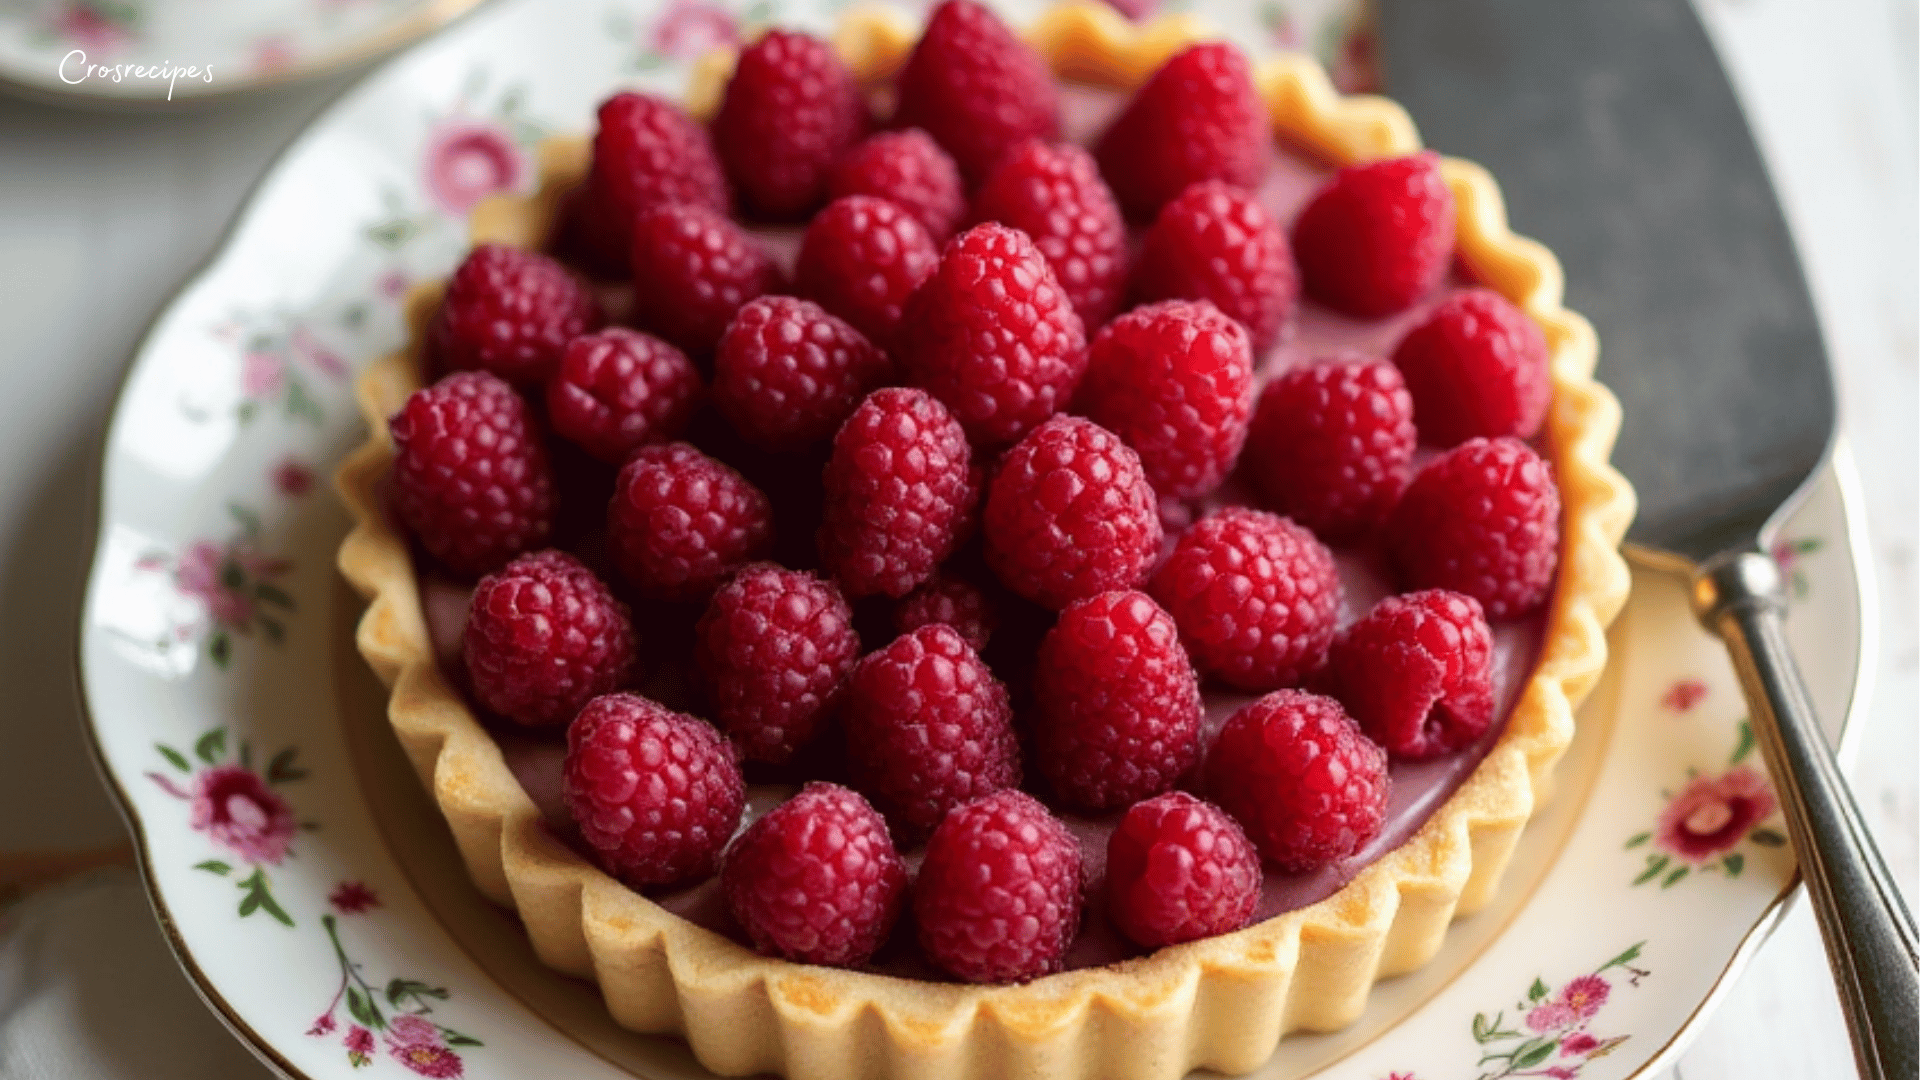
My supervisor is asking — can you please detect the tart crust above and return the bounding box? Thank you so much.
[336,4,1637,1077]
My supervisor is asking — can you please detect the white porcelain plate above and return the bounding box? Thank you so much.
[76,0,1873,1076]
[0,0,486,103]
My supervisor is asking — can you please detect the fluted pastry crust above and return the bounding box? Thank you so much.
[337,5,1636,1076]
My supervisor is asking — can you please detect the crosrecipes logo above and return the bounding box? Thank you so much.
[60,49,213,99]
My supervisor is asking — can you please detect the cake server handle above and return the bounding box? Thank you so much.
[1695,550,1919,1080]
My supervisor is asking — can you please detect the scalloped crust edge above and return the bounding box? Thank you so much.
[335,4,1636,1078]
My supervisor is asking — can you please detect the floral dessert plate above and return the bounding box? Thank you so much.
[0,0,486,104]
[74,0,1870,1077]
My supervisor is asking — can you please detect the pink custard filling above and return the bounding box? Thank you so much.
[409,83,1549,979]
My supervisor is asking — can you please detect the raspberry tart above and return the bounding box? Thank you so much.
[338,4,1634,1078]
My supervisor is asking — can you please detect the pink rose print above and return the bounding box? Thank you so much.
[330,880,380,914]
[345,1024,375,1067]
[312,913,482,1073]
[1558,974,1610,1019]
[1525,999,1575,1033]
[272,457,316,498]
[241,350,285,399]
[50,1,135,52]
[1661,677,1707,712]
[1442,942,1645,1079]
[175,540,255,628]
[422,118,526,218]
[1561,1031,1600,1056]
[1656,767,1777,864]
[191,764,297,865]
[292,325,349,380]
[307,1013,337,1037]
[162,504,296,667]
[647,0,738,61]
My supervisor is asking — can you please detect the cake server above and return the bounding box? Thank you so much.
[1376,1,1918,1076]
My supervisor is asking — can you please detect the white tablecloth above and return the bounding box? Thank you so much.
[0,1,1911,1077]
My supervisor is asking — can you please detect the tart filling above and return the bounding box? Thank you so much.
[338,3,1634,1077]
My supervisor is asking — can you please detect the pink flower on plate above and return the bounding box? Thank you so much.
[1542,1068,1577,1080]
[387,1014,440,1046]
[647,0,738,60]
[1559,974,1610,1019]
[292,325,349,380]
[272,458,316,498]
[190,764,297,865]
[378,269,410,301]
[329,880,380,914]
[1562,1031,1600,1056]
[1525,1000,1576,1034]
[307,1013,337,1037]
[422,117,526,218]
[386,1015,463,1078]
[52,3,132,52]
[1662,677,1708,712]
[252,35,297,73]
[174,540,253,628]
[241,350,285,399]
[345,1024,375,1065]
[1656,767,1778,863]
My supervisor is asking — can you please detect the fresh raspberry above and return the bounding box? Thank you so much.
[721,783,907,967]
[796,195,940,352]
[1131,181,1297,351]
[1391,288,1551,446]
[1033,589,1201,810]
[713,30,868,219]
[892,0,1061,185]
[426,245,604,385]
[695,565,859,764]
[712,296,891,452]
[983,416,1161,610]
[608,442,774,601]
[1292,151,1456,318]
[842,625,1019,839]
[828,129,966,243]
[1243,357,1417,543]
[893,572,996,651]
[1205,690,1389,871]
[971,139,1128,330]
[900,223,1088,447]
[589,90,728,233]
[563,693,745,887]
[818,388,975,599]
[629,202,785,357]
[546,328,703,463]
[1106,791,1261,948]
[1327,589,1494,759]
[464,551,637,728]
[388,371,554,576]
[913,790,1082,983]
[1076,299,1254,498]
[1386,437,1560,619]
[1148,507,1341,691]
[1094,42,1268,222]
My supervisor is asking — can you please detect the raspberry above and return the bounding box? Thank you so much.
[426,245,604,385]
[1391,288,1551,445]
[590,90,728,228]
[695,565,859,764]
[894,572,996,651]
[913,790,1082,983]
[1076,299,1254,498]
[796,195,940,352]
[608,442,774,602]
[546,328,704,464]
[1327,590,1494,759]
[816,388,975,599]
[1131,181,1297,351]
[828,129,966,243]
[1386,437,1560,619]
[388,371,554,577]
[1148,507,1341,691]
[721,783,907,967]
[842,624,1019,839]
[1243,357,1417,543]
[629,202,785,357]
[552,180,632,280]
[712,296,892,452]
[465,551,637,728]
[1094,42,1268,221]
[900,223,1088,447]
[1292,151,1456,318]
[984,416,1161,610]
[564,693,745,887]
[1205,690,1388,871]
[971,139,1128,330]
[1033,589,1201,810]
[1106,791,1261,948]
[892,0,1061,185]
[713,30,868,219]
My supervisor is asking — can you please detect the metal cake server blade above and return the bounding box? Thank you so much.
[1377,1,1918,1075]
